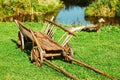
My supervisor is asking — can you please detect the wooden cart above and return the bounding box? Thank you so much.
[15,18,76,65]
[15,19,116,80]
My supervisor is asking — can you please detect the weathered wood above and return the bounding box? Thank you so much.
[31,46,43,67]
[67,26,86,32]
[15,19,117,80]
[15,19,64,52]
[15,20,35,41]
[44,58,78,80]
[67,23,104,32]
[67,18,105,32]
[58,33,67,43]
[66,55,117,80]
[30,29,63,52]
[30,29,41,48]
[19,31,24,50]
[45,16,54,34]
[36,32,63,51]
[46,25,55,39]
[44,18,77,37]
[43,53,61,57]
[15,20,30,31]
[62,35,72,47]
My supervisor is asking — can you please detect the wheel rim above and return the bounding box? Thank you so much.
[18,31,24,50]
[64,43,74,57]
[64,43,74,62]
[31,46,43,66]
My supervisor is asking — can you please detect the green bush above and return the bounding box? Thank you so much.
[0,0,62,21]
[116,2,120,17]
[85,0,120,17]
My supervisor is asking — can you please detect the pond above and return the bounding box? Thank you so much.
[55,0,120,25]
[1,0,120,25]
[55,6,90,25]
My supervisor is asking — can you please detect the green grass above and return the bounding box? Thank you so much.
[0,22,120,80]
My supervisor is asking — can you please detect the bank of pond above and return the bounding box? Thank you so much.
[0,0,120,26]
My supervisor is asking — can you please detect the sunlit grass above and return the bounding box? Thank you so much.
[0,22,120,80]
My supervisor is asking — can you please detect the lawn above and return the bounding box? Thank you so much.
[0,22,120,80]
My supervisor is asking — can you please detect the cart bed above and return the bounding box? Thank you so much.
[35,32,63,52]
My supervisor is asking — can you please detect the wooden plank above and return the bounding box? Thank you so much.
[43,53,61,57]
[15,19,64,52]
[15,20,30,31]
[36,32,63,51]
[15,20,35,41]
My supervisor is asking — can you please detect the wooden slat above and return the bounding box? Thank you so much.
[15,19,64,52]
[44,18,77,37]
[43,53,61,57]
[36,32,63,51]
[15,20,35,41]
[15,20,30,31]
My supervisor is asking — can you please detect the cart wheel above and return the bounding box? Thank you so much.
[64,43,74,62]
[31,46,43,67]
[18,31,24,50]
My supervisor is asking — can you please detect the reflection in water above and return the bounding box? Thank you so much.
[56,6,120,25]
[56,6,90,25]
[85,17,120,25]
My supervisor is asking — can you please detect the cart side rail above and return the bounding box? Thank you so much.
[44,18,77,37]
[43,18,77,47]
[15,20,35,41]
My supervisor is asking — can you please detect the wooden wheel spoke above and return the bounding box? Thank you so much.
[31,46,43,67]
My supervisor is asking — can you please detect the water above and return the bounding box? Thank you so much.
[56,6,90,25]
[55,6,120,25]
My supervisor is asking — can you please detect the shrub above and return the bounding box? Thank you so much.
[0,0,62,21]
[116,2,120,17]
[85,0,120,17]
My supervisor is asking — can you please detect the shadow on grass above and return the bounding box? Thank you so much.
[10,39,65,61]
[11,39,19,49]
[11,39,32,61]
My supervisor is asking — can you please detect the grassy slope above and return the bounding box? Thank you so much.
[0,22,120,80]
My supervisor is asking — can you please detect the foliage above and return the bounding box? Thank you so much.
[0,22,120,80]
[85,0,120,17]
[116,2,120,17]
[0,0,62,21]
[62,0,95,8]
